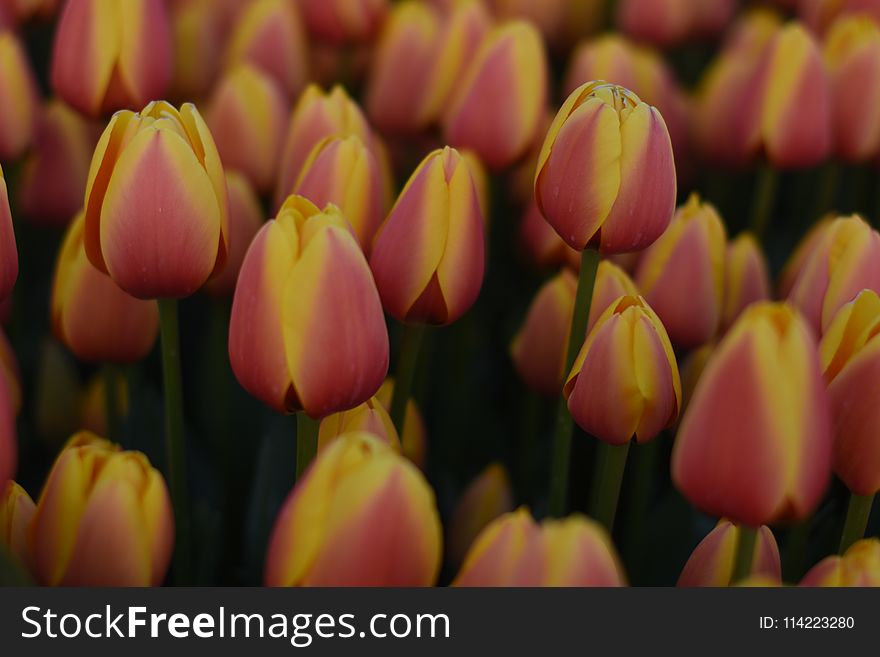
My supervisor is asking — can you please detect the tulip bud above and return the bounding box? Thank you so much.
[786,215,880,334]
[79,372,128,437]
[801,0,880,35]
[462,150,491,220]
[299,0,388,44]
[672,302,833,527]
[777,216,832,300]
[635,194,727,349]
[799,538,880,586]
[265,432,441,586]
[318,396,401,453]
[536,82,676,254]
[224,0,309,99]
[0,480,34,568]
[51,213,159,364]
[722,233,771,333]
[616,0,692,48]
[50,0,171,117]
[564,295,680,445]
[375,378,427,469]
[444,21,548,169]
[454,508,626,586]
[0,165,18,302]
[678,520,782,587]
[83,101,229,299]
[294,135,387,252]
[229,195,389,418]
[168,0,223,100]
[447,463,514,570]
[370,147,485,325]
[0,30,39,160]
[30,432,174,586]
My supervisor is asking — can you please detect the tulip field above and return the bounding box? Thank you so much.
[1,0,880,590]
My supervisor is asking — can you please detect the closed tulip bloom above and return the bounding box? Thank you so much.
[30,432,174,586]
[616,0,692,48]
[444,21,548,169]
[536,82,676,254]
[207,65,289,194]
[672,303,833,527]
[0,165,18,302]
[777,217,832,300]
[678,520,782,587]
[447,463,514,569]
[454,508,626,586]
[229,195,389,418]
[1,480,34,568]
[168,0,224,100]
[799,538,880,586]
[565,295,681,445]
[265,432,441,586]
[787,215,880,334]
[370,147,485,325]
[0,30,39,160]
[801,0,880,35]
[317,396,401,453]
[462,150,491,219]
[635,195,727,348]
[294,135,386,252]
[225,0,309,99]
[299,0,388,44]
[722,233,771,332]
[50,0,171,117]
[823,16,880,162]
[83,101,229,299]
[375,378,427,469]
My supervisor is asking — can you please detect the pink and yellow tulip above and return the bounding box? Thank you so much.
[799,538,880,586]
[722,233,771,333]
[167,0,224,100]
[0,165,18,302]
[317,396,400,453]
[678,520,782,587]
[0,29,39,160]
[299,0,388,44]
[375,378,428,469]
[0,480,34,569]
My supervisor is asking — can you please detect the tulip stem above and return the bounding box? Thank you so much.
[158,298,191,586]
[730,525,758,585]
[102,363,123,443]
[389,324,426,435]
[839,493,875,554]
[548,247,601,517]
[296,413,320,480]
[588,441,631,532]
[749,164,779,243]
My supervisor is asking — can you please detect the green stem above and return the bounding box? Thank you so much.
[389,324,426,434]
[296,413,320,480]
[782,519,811,582]
[548,248,601,517]
[588,441,631,532]
[158,298,191,586]
[102,363,123,443]
[730,525,758,585]
[749,164,779,243]
[624,439,659,569]
[839,493,875,554]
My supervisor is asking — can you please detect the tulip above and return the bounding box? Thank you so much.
[17,100,100,227]
[83,100,229,300]
[50,0,171,117]
[370,146,485,325]
[299,0,388,44]
[294,135,387,252]
[0,30,39,160]
[801,0,880,35]
[823,15,880,162]
[635,194,727,349]
[786,215,880,334]
[168,0,224,100]
[519,199,578,272]
[224,0,309,99]
[30,432,174,586]
[462,150,491,220]
[777,216,832,300]
[375,378,427,469]
[229,195,389,419]
[444,21,548,169]
[672,302,832,527]
[453,508,626,586]
[265,432,441,586]
[0,480,34,568]
[535,81,676,254]
[0,165,18,302]
[722,233,771,333]
[51,213,159,364]
[318,396,400,453]
[678,520,782,587]
[447,463,514,570]
[799,538,880,586]
[616,0,692,48]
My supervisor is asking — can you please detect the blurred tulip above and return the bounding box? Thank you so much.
[83,101,229,299]
[265,432,441,586]
[536,82,676,254]
[0,165,18,302]
[205,172,264,297]
[444,21,548,169]
[801,0,880,35]
[1,0,57,24]
[168,0,224,100]
[487,0,568,42]
[299,0,388,44]
[294,135,386,251]
[722,233,771,333]
[318,396,400,453]
[454,508,626,586]
[79,372,128,437]
[51,0,171,117]
[786,215,880,334]
[371,147,485,325]
[635,194,727,349]
[564,295,680,445]
[799,538,880,586]
[679,342,714,418]
[462,150,491,219]
[0,327,20,415]
[0,480,34,568]
[17,100,100,227]
[616,0,692,48]
[447,463,514,570]
[777,216,832,299]
[229,195,389,418]
[0,371,14,484]
[32,339,80,448]
[207,64,289,194]
[672,302,832,527]
[519,199,578,271]
[51,213,159,363]
[375,378,427,469]
[678,520,782,587]
[0,30,39,160]
[30,433,173,586]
